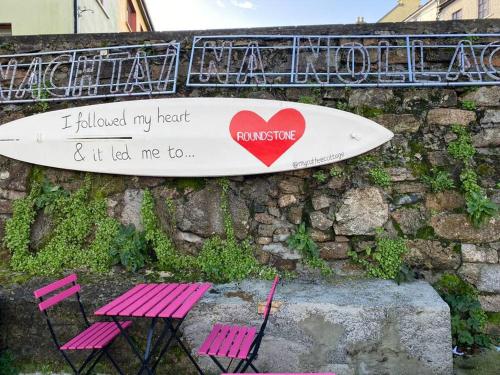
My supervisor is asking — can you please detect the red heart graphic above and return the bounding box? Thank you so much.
[230,108,305,167]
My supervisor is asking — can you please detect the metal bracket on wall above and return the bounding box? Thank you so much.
[0,42,181,104]
[186,34,500,88]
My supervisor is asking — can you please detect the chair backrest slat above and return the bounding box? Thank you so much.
[263,276,279,319]
[38,284,81,311]
[34,273,77,298]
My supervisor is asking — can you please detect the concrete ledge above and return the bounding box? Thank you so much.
[183,279,452,375]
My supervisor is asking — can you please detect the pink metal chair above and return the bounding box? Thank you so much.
[33,273,132,375]
[223,373,336,375]
[198,276,280,373]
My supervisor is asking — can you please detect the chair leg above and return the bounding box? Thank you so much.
[239,354,258,373]
[57,348,79,374]
[210,356,229,373]
[249,362,260,373]
[103,348,125,375]
[82,350,106,375]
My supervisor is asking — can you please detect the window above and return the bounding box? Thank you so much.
[452,9,462,20]
[478,0,489,19]
[127,0,137,31]
[0,24,12,36]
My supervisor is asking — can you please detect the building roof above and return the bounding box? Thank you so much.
[403,0,437,22]
[378,0,421,23]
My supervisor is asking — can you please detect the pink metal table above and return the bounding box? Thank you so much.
[95,282,211,375]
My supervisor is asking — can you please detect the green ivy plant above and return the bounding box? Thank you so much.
[197,178,261,282]
[4,178,119,276]
[329,165,344,178]
[10,177,120,277]
[460,100,477,111]
[466,191,498,227]
[422,169,455,193]
[434,274,491,350]
[448,125,476,161]
[448,125,498,227]
[349,228,409,281]
[0,351,18,375]
[33,83,50,113]
[141,190,197,276]
[287,223,332,276]
[369,167,391,188]
[312,171,328,183]
[288,223,318,258]
[109,224,148,272]
[5,174,280,283]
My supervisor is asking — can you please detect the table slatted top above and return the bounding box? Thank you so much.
[95,283,212,319]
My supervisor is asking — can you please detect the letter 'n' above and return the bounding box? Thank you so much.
[199,41,232,84]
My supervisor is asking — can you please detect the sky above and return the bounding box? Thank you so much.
[145,0,398,31]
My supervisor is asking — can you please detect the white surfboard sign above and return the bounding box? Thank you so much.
[0,98,393,177]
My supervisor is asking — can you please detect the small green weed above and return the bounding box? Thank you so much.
[0,351,18,375]
[312,171,328,183]
[369,167,391,188]
[466,191,499,228]
[198,236,258,283]
[298,95,319,105]
[447,125,498,227]
[460,100,477,111]
[448,125,476,162]
[349,229,409,281]
[288,223,332,276]
[329,165,344,177]
[422,169,455,192]
[434,274,491,350]
[109,224,148,272]
[288,223,319,258]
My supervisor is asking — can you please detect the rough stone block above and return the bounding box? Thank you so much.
[319,242,350,260]
[278,194,297,208]
[311,195,332,211]
[334,187,388,235]
[309,211,333,231]
[391,207,427,236]
[427,108,476,126]
[431,214,500,243]
[473,128,500,148]
[262,243,301,260]
[374,114,421,134]
[462,86,500,107]
[479,294,500,312]
[480,109,500,125]
[461,244,499,264]
[348,89,394,109]
[183,279,453,375]
[120,189,144,230]
[387,167,417,182]
[406,240,461,270]
[458,263,482,286]
[477,264,500,293]
[425,191,465,212]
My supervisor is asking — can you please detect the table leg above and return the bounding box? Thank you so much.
[151,319,181,372]
[161,318,205,375]
[111,316,155,375]
[136,320,171,375]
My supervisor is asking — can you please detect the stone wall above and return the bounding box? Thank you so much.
[0,18,499,373]
[0,20,499,311]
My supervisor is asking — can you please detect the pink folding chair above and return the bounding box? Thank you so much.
[198,276,280,373]
[33,273,132,375]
